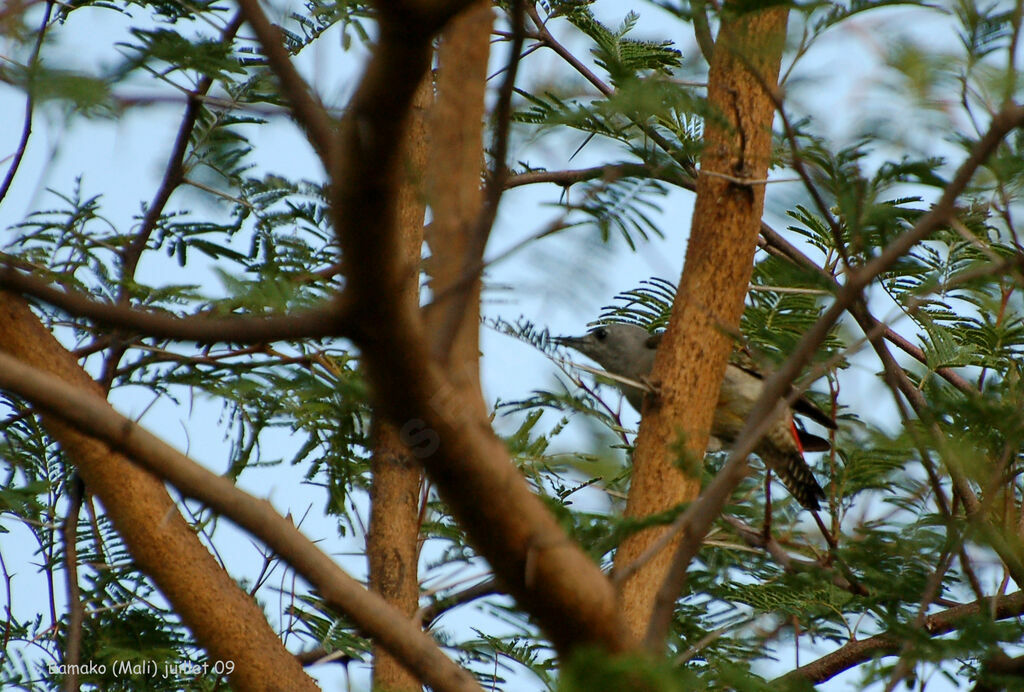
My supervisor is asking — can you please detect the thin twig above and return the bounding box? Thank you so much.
[505,163,669,189]
[724,516,865,596]
[0,1,54,206]
[61,476,85,692]
[418,578,499,626]
[234,0,336,158]
[99,13,246,392]
[526,3,698,179]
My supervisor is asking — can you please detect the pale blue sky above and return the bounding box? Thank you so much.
[0,1,983,689]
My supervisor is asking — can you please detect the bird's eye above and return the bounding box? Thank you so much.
[593,327,608,340]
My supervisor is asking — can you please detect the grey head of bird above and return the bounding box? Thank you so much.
[553,323,662,412]
[553,323,660,381]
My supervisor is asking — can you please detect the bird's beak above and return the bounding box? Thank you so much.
[551,335,585,349]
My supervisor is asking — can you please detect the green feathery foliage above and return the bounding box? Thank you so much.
[2,0,1024,689]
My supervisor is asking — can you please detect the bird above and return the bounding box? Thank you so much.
[553,323,835,510]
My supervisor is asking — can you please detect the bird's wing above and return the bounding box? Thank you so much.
[638,332,836,432]
[728,360,837,431]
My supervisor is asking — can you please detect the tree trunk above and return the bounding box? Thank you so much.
[613,4,790,639]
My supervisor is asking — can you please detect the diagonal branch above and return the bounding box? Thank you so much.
[0,1,54,206]
[778,591,1024,685]
[646,101,1024,646]
[234,0,336,159]
[847,299,1024,589]
[757,221,979,397]
[0,294,320,690]
[0,266,349,344]
[100,11,246,391]
[0,349,481,692]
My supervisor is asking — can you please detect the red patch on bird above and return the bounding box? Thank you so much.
[790,419,805,454]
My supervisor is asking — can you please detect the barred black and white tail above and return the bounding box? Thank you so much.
[768,450,825,510]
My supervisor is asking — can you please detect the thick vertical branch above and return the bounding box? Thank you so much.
[424,0,492,395]
[324,3,631,655]
[0,294,317,692]
[368,12,494,685]
[429,0,520,359]
[612,4,790,640]
[367,77,431,692]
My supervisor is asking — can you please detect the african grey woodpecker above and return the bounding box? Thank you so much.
[554,323,835,510]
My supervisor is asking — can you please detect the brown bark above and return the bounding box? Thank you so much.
[0,344,480,692]
[423,0,491,393]
[367,1,493,682]
[780,591,1024,684]
[613,5,790,639]
[0,294,316,692]
[367,77,431,692]
[367,425,425,691]
[324,6,630,655]
[368,4,494,686]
